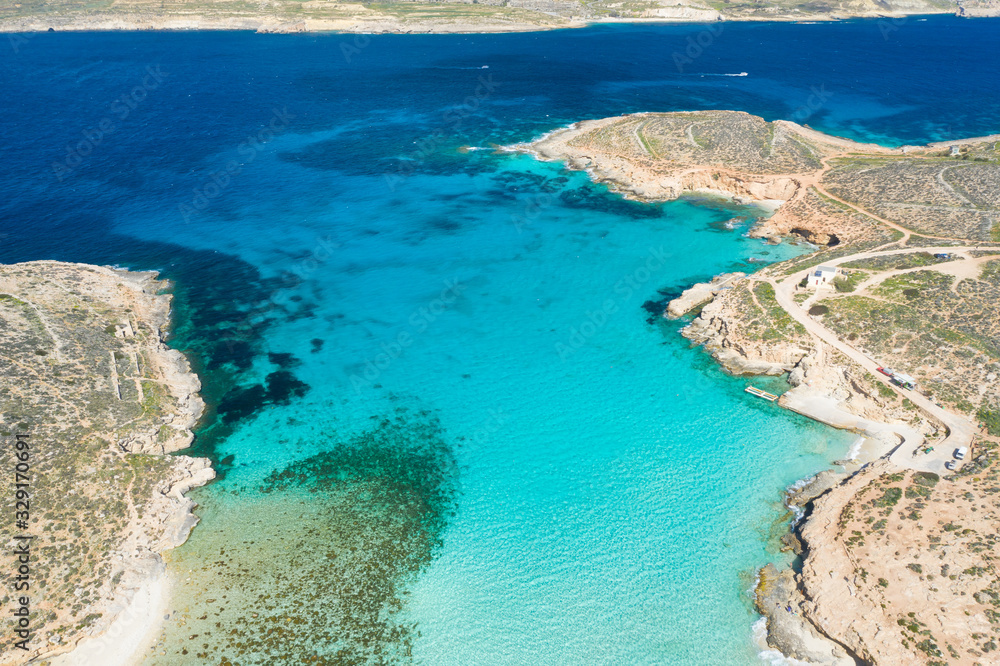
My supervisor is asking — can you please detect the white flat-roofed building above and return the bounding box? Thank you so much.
[807,265,838,289]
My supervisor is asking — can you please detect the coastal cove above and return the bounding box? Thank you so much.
[2,19,999,664]
[529,109,1000,662]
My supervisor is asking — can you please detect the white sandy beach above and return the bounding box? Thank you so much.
[49,566,169,666]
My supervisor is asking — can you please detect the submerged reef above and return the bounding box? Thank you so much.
[150,409,458,665]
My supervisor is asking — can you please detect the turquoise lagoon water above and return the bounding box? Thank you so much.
[135,155,851,664]
[139,154,850,665]
[1,18,998,664]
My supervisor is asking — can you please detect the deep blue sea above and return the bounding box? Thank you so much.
[2,16,999,665]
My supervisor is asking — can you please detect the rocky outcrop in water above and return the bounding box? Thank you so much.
[755,565,858,666]
[665,272,746,319]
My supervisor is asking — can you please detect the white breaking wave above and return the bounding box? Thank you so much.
[847,435,865,460]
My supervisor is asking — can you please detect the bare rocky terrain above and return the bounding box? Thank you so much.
[797,455,1000,664]
[0,261,212,665]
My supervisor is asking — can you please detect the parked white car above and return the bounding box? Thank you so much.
[945,460,957,471]
[954,447,968,460]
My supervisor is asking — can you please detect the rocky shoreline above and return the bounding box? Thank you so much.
[515,115,808,205]
[517,111,1000,663]
[512,112,1000,249]
[0,261,213,666]
[677,284,809,377]
[670,268,994,664]
[671,288,885,661]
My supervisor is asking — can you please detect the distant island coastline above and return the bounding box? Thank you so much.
[1,0,998,35]
[515,111,1000,664]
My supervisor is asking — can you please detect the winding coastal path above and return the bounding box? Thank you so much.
[524,112,990,475]
[768,247,979,473]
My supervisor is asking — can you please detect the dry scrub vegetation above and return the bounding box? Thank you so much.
[720,280,808,344]
[818,261,1000,421]
[802,450,1000,664]
[824,153,1000,241]
[540,111,1000,422]
[546,110,1000,666]
[0,262,204,662]
[566,111,827,174]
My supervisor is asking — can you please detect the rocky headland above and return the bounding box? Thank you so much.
[0,261,213,665]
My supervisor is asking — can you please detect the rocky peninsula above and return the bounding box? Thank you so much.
[0,261,212,665]
[518,111,1000,664]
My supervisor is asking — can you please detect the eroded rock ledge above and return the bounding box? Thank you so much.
[755,564,857,666]
[0,261,213,665]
